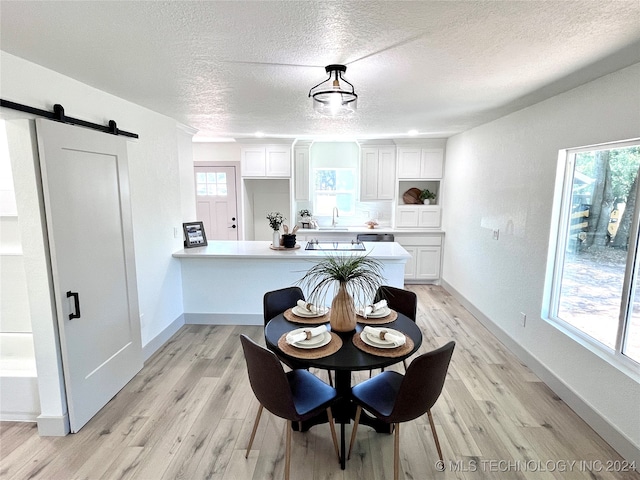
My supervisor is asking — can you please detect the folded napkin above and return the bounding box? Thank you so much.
[296,299,322,314]
[359,299,388,317]
[286,325,328,345]
[362,326,406,347]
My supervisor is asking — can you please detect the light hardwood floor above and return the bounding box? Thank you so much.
[1,285,638,480]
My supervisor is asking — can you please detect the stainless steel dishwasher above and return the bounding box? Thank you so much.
[356,233,395,242]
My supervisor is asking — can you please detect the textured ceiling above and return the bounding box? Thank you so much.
[1,1,639,141]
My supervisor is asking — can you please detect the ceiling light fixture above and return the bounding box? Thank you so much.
[308,64,357,117]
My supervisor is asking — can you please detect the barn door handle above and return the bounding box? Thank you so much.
[66,291,81,320]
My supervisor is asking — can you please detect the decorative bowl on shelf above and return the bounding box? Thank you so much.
[402,187,422,204]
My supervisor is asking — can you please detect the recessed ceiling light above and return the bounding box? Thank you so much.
[408,130,419,136]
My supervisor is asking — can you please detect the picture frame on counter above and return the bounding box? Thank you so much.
[183,221,208,248]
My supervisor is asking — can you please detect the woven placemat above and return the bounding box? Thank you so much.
[283,308,330,325]
[356,309,398,325]
[278,332,343,359]
[352,331,414,358]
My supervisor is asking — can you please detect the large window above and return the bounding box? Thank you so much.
[313,168,356,215]
[547,140,640,367]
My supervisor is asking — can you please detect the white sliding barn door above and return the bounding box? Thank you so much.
[36,119,142,433]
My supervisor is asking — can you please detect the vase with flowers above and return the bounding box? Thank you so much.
[267,211,285,247]
[297,255,384,332]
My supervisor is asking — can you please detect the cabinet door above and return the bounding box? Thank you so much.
[421,149,444,178]
[396,207,419,227]
[397,148,422,178]
[265,146,290,177]
[418,207,441,228]
[377,147,396,200]
[294,147,309,200]
[360,147,379,201]
[402,245,418,279]
[416,246,441,280]
[241,147,266,176]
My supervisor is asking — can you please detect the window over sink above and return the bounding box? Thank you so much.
[313,168,356,216]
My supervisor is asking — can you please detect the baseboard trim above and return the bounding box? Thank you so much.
[441,279,640,466]
[142,314,185,362]
[37,413,70,436]
[184,313,262,325]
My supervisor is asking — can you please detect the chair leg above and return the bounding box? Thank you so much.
[285,420,292,480]
[327,370,334,387]
[427,409,444,463]
[402,359,408,371]
[246,404,263,458]
[347,405,362,460]
[326,408,340,463]
[394,422,400,480]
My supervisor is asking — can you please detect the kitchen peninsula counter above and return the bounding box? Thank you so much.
[173,241,410,325]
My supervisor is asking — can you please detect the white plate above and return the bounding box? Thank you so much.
[361,328,405,349]
[292,305,328,317]
[287,329,331,349]
[356,306,391,318]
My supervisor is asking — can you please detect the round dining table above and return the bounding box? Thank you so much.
[264,311,423,469]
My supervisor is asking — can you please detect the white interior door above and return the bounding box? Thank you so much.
[195,165,238,240]
[36,119,142,433]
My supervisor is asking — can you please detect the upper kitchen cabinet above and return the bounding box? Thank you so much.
[294,145,310,201]
[241,145,291,177]
[360,146,396,201]
[397,147,443,179]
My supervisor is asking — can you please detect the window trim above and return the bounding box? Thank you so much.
[543,138,640,382]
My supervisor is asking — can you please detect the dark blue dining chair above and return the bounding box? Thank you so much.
[348,341,455,480]
[240,334,340,480]
[263,286,333,385]
[370,285,418,375]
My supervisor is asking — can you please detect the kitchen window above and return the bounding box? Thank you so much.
[545,139,640,370]
[313,168,356,215]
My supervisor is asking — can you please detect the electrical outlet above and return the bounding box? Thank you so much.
[520,312,527,327]
[493,229,500,240]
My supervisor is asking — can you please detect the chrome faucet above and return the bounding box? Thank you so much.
[331,207,339,227]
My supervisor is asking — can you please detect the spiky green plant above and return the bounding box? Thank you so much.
[297,254,385,307]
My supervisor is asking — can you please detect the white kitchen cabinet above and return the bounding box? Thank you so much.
[396,205,441,228]
[395,235,442,282]
[294,146,310,200]
[360,146,396,200]
[241,145,291,177]
[397,147,443,179]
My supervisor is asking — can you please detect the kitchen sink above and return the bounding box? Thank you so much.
[317,227,349,231]
[305,241,366,251]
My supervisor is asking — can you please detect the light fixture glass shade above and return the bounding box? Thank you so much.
[309,64,358,117]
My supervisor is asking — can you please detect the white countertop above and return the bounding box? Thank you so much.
[299,227,444,234]
[173,240,411,260]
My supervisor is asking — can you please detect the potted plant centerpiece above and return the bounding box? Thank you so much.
[298,255,384,332]
[267,212,285,247]
[419,189,437,204]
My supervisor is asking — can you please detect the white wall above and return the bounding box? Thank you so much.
[1,52,193,430]
[442,63,640,462]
